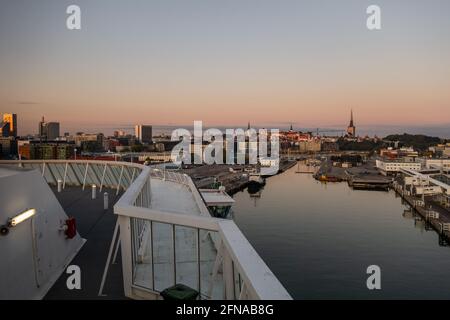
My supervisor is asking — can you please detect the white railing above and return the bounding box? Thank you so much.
[0,160,292,300]
[149,168,191,186]
[0,159,143,194]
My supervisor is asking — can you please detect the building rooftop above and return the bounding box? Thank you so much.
[200,189,235,206]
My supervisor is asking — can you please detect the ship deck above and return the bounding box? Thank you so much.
[149,178,201,215]
[44,187,126,299]
[44,182,223,299]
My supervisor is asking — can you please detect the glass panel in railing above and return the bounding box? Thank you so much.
[122,167,132,187]
[131,218,154,290]
[52,163,65,183]
[109,166,121,186]
[91,164,102,186]
[43,164,55,184]
[174,225,199,292]
[66,165,77,186]
[199,229,223,300]
[86,164,98,186]
[152,222,175,292]
[103,167,114,188]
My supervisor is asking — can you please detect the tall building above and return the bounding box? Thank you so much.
[39,116,47,139]
[346,109,356,137]
[2,113,17,137]
[135,125,152,144]
[39,116,60,140]
[0,122,10,137]
[46,122,60,140]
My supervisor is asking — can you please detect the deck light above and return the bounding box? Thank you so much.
[8,209,36,227]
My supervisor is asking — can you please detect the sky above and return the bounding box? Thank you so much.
[1,0,450,136]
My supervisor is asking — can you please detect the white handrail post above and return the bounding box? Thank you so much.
[207,241,224,299]
[100,164,107,192]
[118,215,133,298]
[239,282,247,300]
[82,163,89,190]
[63,162,68,189]
[116,165,124,195]
[223,249,234,300]
[98,220,120,296]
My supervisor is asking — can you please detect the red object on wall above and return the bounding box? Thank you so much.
[65,217,77,239]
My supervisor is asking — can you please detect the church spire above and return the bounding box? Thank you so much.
[347,109,356,137]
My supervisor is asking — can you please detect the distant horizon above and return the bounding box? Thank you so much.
[7,116,450,139]
[9,117,450,139]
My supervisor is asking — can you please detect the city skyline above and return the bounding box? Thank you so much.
[1,0,450,136]
[4,112,450,139]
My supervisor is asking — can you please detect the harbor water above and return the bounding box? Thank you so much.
[232,164,450,299]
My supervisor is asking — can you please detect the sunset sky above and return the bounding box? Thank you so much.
[1,0,450,136]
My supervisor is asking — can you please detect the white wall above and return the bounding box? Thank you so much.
[0,167,84,299]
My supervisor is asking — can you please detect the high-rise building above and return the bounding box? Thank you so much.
[38,116,60,140]
[135,125,152,144]
[46,122,60,140]
[39,116,47,139]
[2,113,17,137]
[346,109,356,137]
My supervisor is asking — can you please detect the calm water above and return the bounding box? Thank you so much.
[232,164,450,299]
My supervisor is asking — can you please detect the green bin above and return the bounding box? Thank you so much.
[160,284,199,300]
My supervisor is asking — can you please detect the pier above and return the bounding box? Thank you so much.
[314,157,393,190]
[278,159,297,173]
[393,182,450,244]
[181,160,297,195]
[347,175,392,191]
[348,178,391,191]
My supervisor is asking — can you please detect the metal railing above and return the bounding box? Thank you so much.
[0,160,292,300]
[0,159,143,195]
